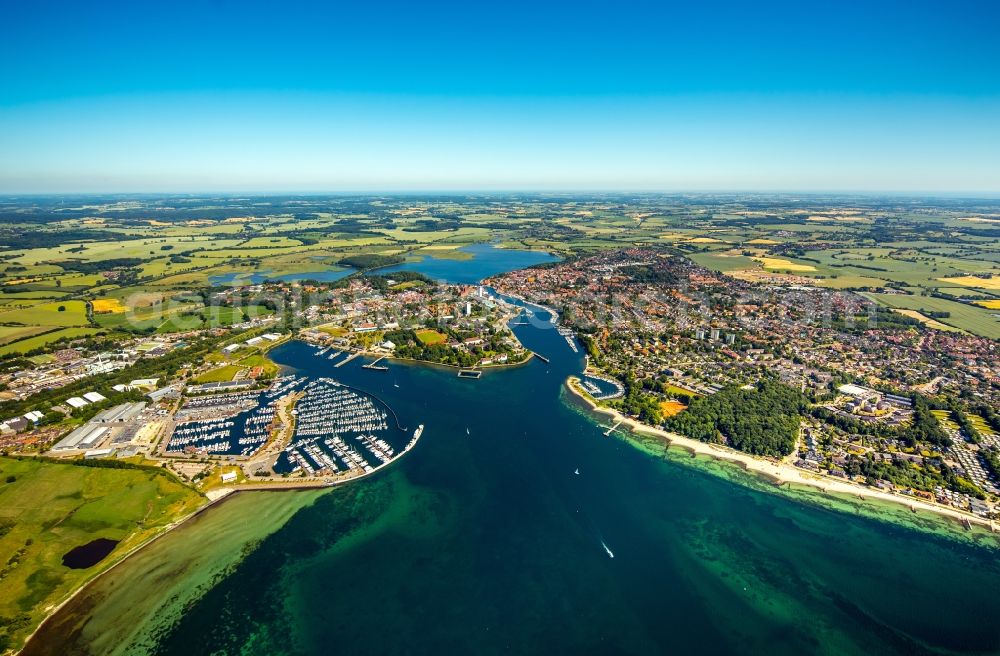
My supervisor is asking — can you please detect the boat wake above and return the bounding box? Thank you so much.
[601,541,614,559]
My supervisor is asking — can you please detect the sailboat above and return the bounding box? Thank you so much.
[466,427,470,435]
[574,468,579,475]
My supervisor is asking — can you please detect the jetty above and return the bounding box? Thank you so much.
[558,327,578,353]
[363,356,389,371]
[533,351,550,364]
[334,352,360,368]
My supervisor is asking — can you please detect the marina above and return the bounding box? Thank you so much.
[273,377,409,476]
[165,375,308,457]
[580,373,625,400]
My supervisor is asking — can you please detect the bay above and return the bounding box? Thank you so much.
[30,272,1000,656]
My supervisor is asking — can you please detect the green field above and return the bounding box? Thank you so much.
[687,252,759,272]
[0,328,103,356]
[415,329,447,345]
[862,293,1000,339]
[0,326,50,346]
[0,457,203,651]
[192,364,243,383]
[0,300,89,327]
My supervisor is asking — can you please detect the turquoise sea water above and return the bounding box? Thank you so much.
[139,303,1000,656]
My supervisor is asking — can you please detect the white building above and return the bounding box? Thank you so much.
[838,384,879,400]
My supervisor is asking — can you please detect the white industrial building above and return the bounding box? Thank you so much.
[52,425,109,450]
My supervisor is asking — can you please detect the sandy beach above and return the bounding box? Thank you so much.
[566,377,998,534]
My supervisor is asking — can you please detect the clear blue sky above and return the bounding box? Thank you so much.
[2,0,998,193]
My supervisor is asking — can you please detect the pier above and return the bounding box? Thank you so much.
[533,351,550,364]
[604,420,623,437]
[335,352,360,368]
[363,356,389,371]
[558,328,578,353]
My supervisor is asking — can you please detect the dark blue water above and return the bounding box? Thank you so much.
[61,538,119,569]
[373,243,559,283]
[145,303,1000,656]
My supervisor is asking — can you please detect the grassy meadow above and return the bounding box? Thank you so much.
[0,457,203,652]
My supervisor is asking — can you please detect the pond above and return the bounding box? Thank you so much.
[61,538,119,569]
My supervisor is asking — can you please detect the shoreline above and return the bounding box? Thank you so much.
[484,285,560,324]
[355,348,535,372]
[17,487,233,654]
[19,417,425,655]
[565,376,999,536]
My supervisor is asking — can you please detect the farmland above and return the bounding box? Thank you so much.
[862,293,1000,339]
[1,193,999,355]
[0,457,202,651]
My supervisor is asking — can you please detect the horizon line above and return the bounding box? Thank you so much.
[3,189,1000,200]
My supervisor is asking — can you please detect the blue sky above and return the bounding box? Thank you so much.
[2,0,998,193]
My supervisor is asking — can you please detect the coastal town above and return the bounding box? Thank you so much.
[1,244,998,521]
[0,272,527,490]
[489,248,1000,519]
